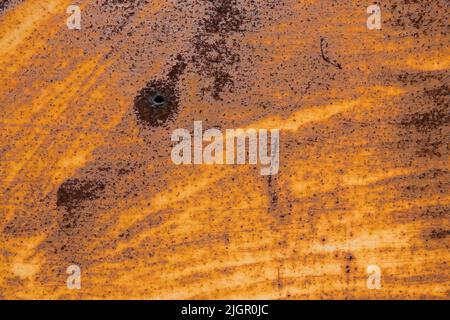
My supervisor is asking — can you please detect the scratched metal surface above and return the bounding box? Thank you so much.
[0,0,449,299]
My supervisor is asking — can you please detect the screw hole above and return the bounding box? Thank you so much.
[152,95,166,106]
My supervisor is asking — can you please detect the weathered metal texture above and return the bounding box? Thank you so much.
[0,0,448,299]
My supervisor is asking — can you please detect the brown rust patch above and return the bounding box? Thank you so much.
[191,0,245,100]
[424,229,450,241]
[56,179,106,231]
[133,56,186,127]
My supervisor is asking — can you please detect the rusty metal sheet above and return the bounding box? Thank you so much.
[0,0,448,299]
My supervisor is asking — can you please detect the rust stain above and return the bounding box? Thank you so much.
[0,0,449,299]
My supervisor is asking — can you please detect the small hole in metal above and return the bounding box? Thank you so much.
[152,95,166,106]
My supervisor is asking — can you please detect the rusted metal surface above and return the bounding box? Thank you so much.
[0,0,449,299]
